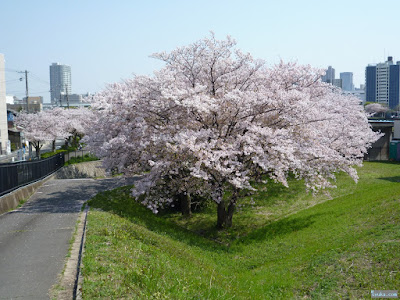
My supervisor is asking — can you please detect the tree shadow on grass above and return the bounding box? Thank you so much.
[236,213,323,246]
[88,188,230,253]
[88,184,323,254]
[378,177,400,183]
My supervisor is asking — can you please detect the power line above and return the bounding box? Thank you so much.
[29,72,50,86]
[7,89,49,95]
[0,79,22,84]
[1,68,50,86]
[0,68,22,73]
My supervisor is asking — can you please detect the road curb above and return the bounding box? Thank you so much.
[54,205,89,300]
[75,205,88,300]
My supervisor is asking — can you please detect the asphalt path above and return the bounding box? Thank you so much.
[0,177,136,299]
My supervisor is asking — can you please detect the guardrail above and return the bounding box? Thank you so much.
[0,153,65,197]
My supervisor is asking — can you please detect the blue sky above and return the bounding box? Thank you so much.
[1,0,400,103]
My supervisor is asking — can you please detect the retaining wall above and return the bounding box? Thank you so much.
[0,173,55,215]
[54,161,106,179]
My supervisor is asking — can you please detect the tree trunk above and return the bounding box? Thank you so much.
[217,200,226,229]
[72,133,78,148]
[35,145,41,159]
[216,188,238,229]
[179,193,192,217]
[217,199,236,229]
[52,140,56,152]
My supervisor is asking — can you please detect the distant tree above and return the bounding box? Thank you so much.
[15,107,93,158]
[60,108,93,148]
[365,103,389,117]
[15,109,69,158]
[85,34,381,228]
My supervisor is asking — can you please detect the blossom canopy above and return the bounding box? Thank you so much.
[85,34,380,227]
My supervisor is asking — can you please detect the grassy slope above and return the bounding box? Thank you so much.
[82,162,400,299]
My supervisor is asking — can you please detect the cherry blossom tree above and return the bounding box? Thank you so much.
[15,108,70,158]
[365,103,389,116]
[59,108,93,148]
[15,107,93,158]
[85,34,380,228]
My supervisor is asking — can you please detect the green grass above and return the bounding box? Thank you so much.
[15,198,28,209]
[41,149,98,166]
[40,149,67,159]
[82,162,400,299]
[64,153,99,166]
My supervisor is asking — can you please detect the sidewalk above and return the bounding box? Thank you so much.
[0,140,65,164]
[0,176,134,299]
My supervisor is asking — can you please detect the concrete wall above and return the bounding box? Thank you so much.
[0,173,55,215]
[55,160,105,179]
[365,126,392,161]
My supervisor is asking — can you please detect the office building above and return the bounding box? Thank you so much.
[49,63,71,105]
[322,66,335,83]
[58,93,88,107]
[365,56,400,109]
[332,79,342,88]
[0,54,9,154]
[340,72,354,91]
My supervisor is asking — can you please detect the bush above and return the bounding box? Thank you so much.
[65,153,99,166]
[41,149,67,159]
[61,145,78,152]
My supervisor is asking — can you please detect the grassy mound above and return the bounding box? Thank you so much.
[82,162,400,299]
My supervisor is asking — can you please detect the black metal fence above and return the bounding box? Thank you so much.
[64,150,92,162]
[0,153,65,197]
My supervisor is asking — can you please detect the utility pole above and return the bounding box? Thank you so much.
[25,70,29,112]
[18,70,29,112]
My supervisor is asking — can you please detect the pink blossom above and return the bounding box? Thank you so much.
[85,34,381,227]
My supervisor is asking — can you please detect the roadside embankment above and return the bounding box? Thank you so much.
[54,160,106,179]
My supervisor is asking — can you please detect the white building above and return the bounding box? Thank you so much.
[0,54,9,154]
[366,56,400,109]
[6,95,14,104]
[376,60,390,104]
[50,63,71,105]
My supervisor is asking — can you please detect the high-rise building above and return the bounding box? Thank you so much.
[322,66,335,83]
[340,72,354,91]
[0,54,9,154]
[365,56,400,109]
[49,63,71,105]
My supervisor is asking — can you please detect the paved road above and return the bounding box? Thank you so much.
[0,177,136,300]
